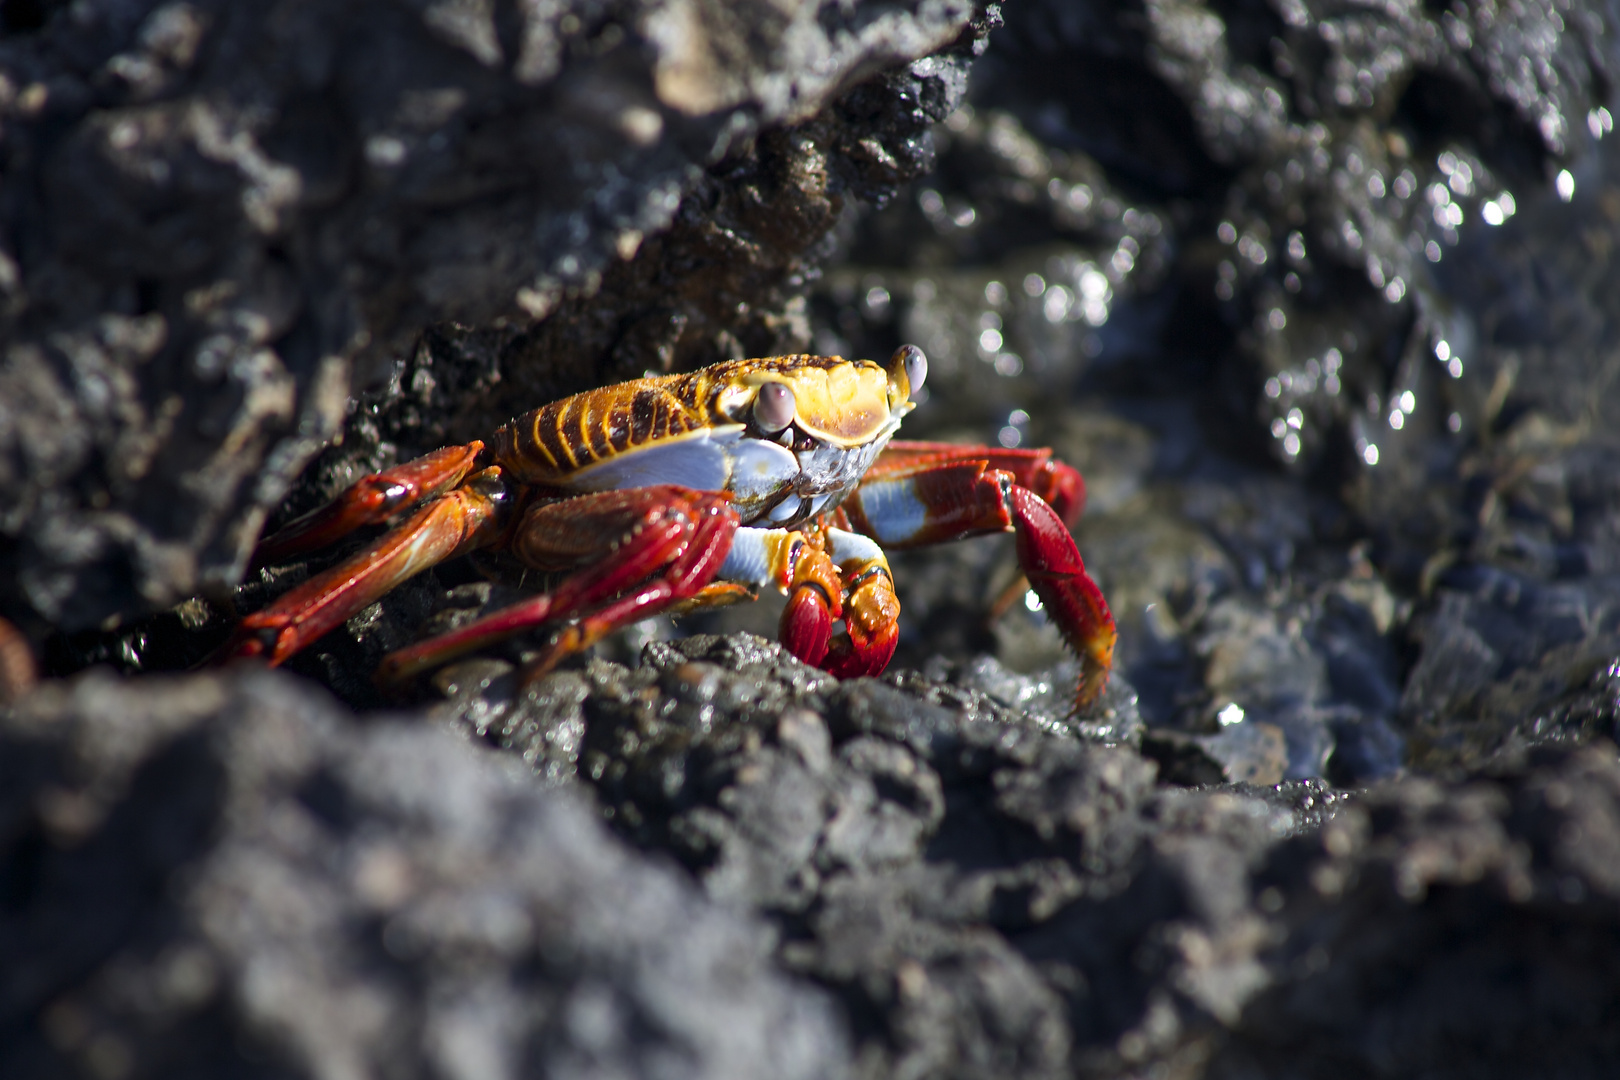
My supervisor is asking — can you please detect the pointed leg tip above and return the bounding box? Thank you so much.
[517,657,563,689]
[1067,619,1117,714]
[1071,668,1111,714]
[214,623,288,668]
[373,655,414,694]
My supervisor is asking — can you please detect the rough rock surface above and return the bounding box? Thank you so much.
[429,636,1620,1078]
[799,0,1620,785]
[10,643,1620,1079]
[0,0,983,633]
[9,0,1620,1076]
[0,667,851,1079]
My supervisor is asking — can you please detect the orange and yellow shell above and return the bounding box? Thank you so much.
[490,354,915,487]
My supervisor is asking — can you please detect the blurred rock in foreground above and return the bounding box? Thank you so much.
[0,666,850,1079]
[7,653,1620,1078]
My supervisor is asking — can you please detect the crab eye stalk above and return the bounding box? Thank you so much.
[893,344,927,399]
[753,382,796,433]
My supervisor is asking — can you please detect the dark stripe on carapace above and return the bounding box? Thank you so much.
[514,420,560,473]
[489,356,882,485]
[540,405,579,471]
[492,373,720,484]
[629,390,658,445]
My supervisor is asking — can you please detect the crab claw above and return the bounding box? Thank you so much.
[781,584,836,668]
[842,450,1115,711]
[824,566,899,679]
[779,543,842,668]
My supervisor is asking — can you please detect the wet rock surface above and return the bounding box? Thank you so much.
[795,0,1620,788]
[8,0,1620,1076]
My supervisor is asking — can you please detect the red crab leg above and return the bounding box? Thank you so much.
[666,581,760,615]
[252,443,486,567]
[222,467,510,665]
[868,440,1085,526]
[842,457,1116,710]
[375,486,739,688]
[870,440,1088,625]
[0,616,37,704]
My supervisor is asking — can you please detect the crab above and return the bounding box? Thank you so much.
[223,346,1116,709]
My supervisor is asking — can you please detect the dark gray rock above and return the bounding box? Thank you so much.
[1402,568,1620,773]
[0,0,985,634]
[798,0,1620,792]
[1216,743,1620,1078]
[437,636,1620,1080]
[0,666,851,1079]
[11,0,1620,1075]
[427,636,1307,1076]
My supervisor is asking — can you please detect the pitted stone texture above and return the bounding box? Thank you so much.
[1218,743,1620,1078]
[0,0,984,633]
[0,667,851,1080]
[437,637,1343,1077]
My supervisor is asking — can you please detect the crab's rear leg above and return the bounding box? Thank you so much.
[252,442,487,567]
[375,486,739,689]
[222,466,510,665]
[842,458,1116,710]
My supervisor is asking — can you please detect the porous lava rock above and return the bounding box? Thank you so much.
[0,666,851,1079]
[0,0,986,634]
[8,0,1620,1076]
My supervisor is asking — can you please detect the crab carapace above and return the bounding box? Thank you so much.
[223,347,1116,709]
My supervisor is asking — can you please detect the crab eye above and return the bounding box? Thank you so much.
[753,382,796,432]
[895,344,927,398]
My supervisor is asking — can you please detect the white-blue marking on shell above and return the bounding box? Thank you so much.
[795,419,898,490]
[826,528,885,567]
[766,498,802,524]
[726,437,801,519]
[563,425,799,521]
[565,413,903,530]
[850,475,928,545]
[718,527,787,586]
[780,416,901,527]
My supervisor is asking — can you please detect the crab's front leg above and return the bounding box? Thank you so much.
[252,442,488,567]
[865,440,1086,526]
[841,457,1116,710]
[376,485,739,688]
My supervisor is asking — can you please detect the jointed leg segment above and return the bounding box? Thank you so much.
[375,486,739,688]
[224,465,509,665]
[860,440,1085,526]
[842,445,1115,709]
[252,443,487,567]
